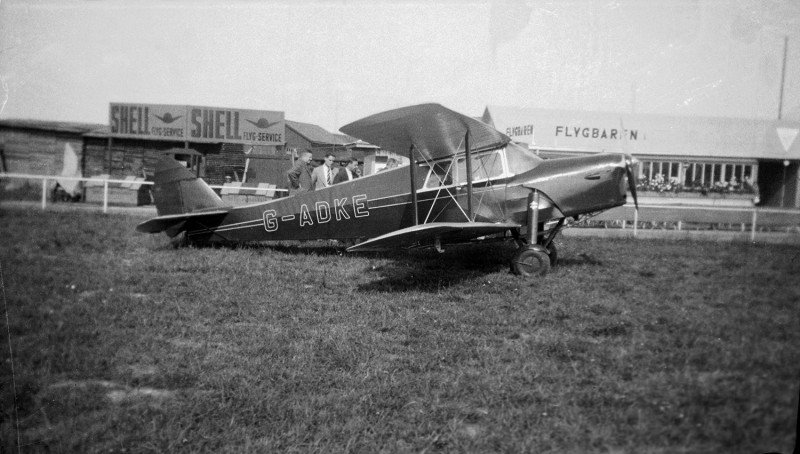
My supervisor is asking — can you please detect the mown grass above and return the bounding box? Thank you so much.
[1,206,798,453]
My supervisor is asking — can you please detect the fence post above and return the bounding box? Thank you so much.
[103,179,109,214]
[633,209,638,237]
[750,209,757,242]
[41,177,47,210]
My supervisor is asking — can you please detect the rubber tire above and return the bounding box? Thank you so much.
[542,241,558,267]
[511,247,551,277]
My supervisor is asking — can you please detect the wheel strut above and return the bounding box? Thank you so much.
[511,190,551,277]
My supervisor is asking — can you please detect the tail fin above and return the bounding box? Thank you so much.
[152,157,226,216]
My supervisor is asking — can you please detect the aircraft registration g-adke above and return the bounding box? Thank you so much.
[136,103,638,277]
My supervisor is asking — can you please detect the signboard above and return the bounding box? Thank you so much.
[186,106,284,145]
[485,106,800,159]
[148,104,188,140]
[109,103,186,141]
[109,103,285,145]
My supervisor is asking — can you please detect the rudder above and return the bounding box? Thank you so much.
[152,157,226,216]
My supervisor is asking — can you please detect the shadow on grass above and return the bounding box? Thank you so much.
[180,238,611,293]
[354,242,519,293]
[210,239,518,292]
[354,242,618,292]
[169,239,349,258]
[182,240,508,292]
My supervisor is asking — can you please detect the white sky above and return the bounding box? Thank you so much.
[1,0,799,133]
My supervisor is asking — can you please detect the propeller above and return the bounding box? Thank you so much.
[625,156,639,210]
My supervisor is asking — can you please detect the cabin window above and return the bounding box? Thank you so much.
[422,161,455,188]
[455,150,505,184]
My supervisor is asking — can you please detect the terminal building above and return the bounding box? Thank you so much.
[483,106,800,208]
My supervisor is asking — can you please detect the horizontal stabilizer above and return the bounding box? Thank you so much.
[340,103,510,162]
[135,209,229,234]
[346,221,520,253]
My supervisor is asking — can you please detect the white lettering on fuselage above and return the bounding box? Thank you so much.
[299,205,314,227]
[263,210,278,232]
[262,194,370,232]
[315,201,331,223]
[334,197,349,221]
[353,194,369,218]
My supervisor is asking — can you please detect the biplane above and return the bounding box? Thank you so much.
[136,103,638,277]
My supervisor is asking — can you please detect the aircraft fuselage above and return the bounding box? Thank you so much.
[180,145,630,245]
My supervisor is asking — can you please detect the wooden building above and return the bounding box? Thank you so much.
[0,107,390,205]
[284,120,405,175]
[0,119,103,178]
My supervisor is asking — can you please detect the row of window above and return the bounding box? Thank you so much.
[638,160,758,194]
[421,149,506,189]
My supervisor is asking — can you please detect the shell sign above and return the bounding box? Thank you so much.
[109,103,285,146]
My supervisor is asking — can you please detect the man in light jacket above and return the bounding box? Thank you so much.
[311,152,336,190]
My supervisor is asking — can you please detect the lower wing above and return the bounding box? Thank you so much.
[346,222,521,253]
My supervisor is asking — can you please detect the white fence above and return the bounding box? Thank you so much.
[587,203,799,242]
[2,173,798,242]
[0,172,288,213]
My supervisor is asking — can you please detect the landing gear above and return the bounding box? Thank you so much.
[511,245,550,277]
[542,240,558,267]
[509,190,564,277]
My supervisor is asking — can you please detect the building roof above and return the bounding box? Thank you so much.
[333,133,356,145]
[286,120,353,145]
[83,125,111,137]
[0,117,381,150]
[345,138,380,149]
[0,119,106,135]
[82,120,348,144]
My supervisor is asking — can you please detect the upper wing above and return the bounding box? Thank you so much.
[346,221,521,253]
[135,209,230,234]
[340,103,511,162]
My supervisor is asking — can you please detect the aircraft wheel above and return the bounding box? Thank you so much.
[511,247,551,277]
[541,241,558,267]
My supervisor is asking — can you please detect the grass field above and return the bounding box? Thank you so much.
[1,206,798,453]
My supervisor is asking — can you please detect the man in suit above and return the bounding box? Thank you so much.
[286,151,313,195]
[333,158,359,184]
[311,152,336,190]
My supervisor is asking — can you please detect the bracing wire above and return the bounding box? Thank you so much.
[416,135,509,224]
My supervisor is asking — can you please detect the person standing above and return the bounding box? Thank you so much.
[333,158,359,184]
[287,151,313,195]
[311,152,336,190]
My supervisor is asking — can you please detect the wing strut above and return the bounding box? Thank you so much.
[465,131,474,221]
[408,144,419,226]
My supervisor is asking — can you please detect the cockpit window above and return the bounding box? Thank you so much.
[422,161,454,188]
[456,150,505,184]
[421,149,508,189]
